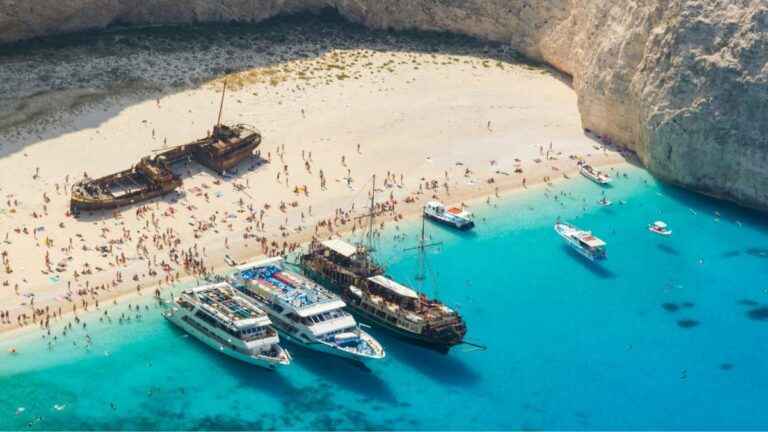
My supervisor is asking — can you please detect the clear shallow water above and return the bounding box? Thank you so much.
[2,165,768,430]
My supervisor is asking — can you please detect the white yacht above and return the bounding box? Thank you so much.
[649,221,672,236]
[555,221,607,261]
[424,201,475,230]
[579,163,612,185]
[229,257,385,363]
[163,282,291,369]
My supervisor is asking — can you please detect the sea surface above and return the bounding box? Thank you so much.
[2,165,768,430]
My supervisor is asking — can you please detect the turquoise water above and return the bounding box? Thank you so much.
[2,165,768,430]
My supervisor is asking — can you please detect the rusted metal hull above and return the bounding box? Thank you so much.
[70,175,181,213]
[70,124,260,215]
[71,186,178,213]
[193,132,261,174]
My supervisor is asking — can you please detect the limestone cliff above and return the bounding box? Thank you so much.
[1,0,766,209]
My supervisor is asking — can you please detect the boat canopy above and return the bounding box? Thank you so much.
[321,239,358,258]
[184,282,271,328]
[295,300,348,318]
[578,234,606,248]
[653,221,668,229]
[368,275,419,299]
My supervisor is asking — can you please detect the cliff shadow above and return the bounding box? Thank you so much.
[0,8,566,162]
[657,180,768,235]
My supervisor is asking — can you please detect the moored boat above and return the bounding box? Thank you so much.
[423,201,475,230]
[597,197,613,206]
[229,257,385,363]
[300,239,467,353]
[649,221,672,236]
[163,282,291,369]
[579,162,612,185]
[301,176,467,353]
[555,220,607,261]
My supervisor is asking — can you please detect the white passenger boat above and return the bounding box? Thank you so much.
[579,163,612,185]
[229,257,385,363]
[554,221,607,261]
[163,282,291,369]
[649,221,672,236]
[424,201,475,230]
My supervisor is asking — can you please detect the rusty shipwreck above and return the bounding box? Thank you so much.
[70,82,260,214]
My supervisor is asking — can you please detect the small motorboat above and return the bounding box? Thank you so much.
[424,201,475,230]
[579,162,612,185]
[597,197,612,206]
[649,221,672,236]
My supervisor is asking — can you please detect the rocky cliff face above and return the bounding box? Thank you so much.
[1,0,766,209]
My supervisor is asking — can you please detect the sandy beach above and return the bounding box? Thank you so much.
[0,27,629,343]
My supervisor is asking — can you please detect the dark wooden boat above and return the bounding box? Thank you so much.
[192,123,261,175]
[70,155,182,212]
[70,80,260,215]
[300,176,467,353]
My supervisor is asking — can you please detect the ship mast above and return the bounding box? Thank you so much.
[216,79,228,129]
[405,214,442,292]
[366,174,376,253]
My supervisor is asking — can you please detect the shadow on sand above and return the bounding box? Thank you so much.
[0,9,571,161]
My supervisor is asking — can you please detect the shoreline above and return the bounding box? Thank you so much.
[0,155,629,346]
[1,31,631,349]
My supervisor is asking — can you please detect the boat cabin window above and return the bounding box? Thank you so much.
[303,310,347,326]
[194,310,239,339]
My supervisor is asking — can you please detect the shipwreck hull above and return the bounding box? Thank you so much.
[70,178,181,213]
[193,135,260,174]
[70,124,261,215]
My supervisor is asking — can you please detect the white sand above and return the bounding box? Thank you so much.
[0,48,626,336]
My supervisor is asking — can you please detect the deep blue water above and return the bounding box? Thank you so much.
[2,165,768,430]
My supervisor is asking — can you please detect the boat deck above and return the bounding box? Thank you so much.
[239,264,340,311]
[187,283,267,324]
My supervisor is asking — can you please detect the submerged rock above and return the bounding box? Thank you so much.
[677,319,700,328]
[662,303,680,312]
[747,307,768,321]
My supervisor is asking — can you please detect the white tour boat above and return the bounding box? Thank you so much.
[424,201,475,230]
[649,221,672,236]
[579,163,612,185]
[163,282,291,369]
[229,257,385,363]
[555,221,607,261]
